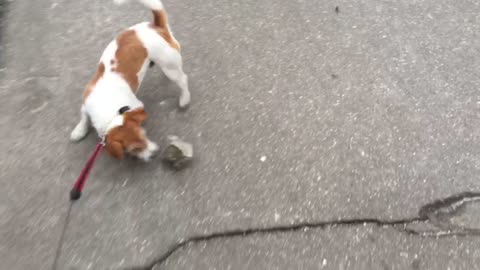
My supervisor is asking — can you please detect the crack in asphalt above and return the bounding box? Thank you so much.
[418,191,480,235]
[48,190,480,269]
[126,216,427,270]
[126,191,480,270]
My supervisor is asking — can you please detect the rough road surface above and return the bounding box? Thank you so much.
[1,0,480,269]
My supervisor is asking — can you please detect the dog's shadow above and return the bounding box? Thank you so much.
[139,68,180,109]
[100,149,191,186]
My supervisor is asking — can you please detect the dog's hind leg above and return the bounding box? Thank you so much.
[151,49,190,108]
[163,64,190,108]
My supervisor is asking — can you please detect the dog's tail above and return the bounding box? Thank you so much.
[114,0,168,29]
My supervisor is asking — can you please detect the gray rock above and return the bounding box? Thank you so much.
[161,136,193,169]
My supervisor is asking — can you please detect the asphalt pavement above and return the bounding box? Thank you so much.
[1,0,480,269]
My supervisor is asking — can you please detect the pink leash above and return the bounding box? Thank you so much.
[70,142,104,200]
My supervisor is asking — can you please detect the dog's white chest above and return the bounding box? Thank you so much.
[84,74,144,136]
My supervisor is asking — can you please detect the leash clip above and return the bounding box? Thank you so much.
[99,135,106,146]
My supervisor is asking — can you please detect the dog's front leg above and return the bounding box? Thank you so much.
[70,106,91,141]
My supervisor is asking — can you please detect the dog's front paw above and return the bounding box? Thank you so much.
[148,141,159,153]
[137,141,159,162]
[70,125,89,142]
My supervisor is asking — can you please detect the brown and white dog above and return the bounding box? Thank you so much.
[70,0,190,161]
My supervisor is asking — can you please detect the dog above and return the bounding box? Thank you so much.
[70,0,190,161]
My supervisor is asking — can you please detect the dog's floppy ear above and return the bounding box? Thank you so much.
[124,108,147,124]
[105,137,124,160]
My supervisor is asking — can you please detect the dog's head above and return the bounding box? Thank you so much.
[104,108,158,161]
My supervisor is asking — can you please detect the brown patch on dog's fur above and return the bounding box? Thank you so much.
[150,10,180,50]
[152,10,167,28]
[150,25,180,50]
[115,30,148,91]
[124,107,148,124]
[104,108,148,160]
[82,63,105,101]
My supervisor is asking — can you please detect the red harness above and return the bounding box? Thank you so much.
[70,141,104,200]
